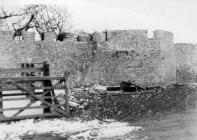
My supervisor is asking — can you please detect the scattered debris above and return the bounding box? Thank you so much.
[63,83,197,120]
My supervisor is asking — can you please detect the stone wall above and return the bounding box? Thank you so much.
[0,29,176,87]
[86,30,176,86]
[175,43,197,83]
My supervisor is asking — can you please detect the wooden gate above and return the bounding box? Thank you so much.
[0,62,69,121]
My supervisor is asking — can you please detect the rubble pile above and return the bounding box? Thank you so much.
[59,83,197,120]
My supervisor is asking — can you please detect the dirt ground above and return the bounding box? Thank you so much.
[132,108,197,140]
[21,109,197,140]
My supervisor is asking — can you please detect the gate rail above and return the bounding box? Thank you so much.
[0,62,70,121]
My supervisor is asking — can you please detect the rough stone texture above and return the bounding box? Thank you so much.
[92,32,106,42]
[85,50,144,86]
[0,30,177,87]
[22,31,35,42]
[44,32,55,41]
[62,32,77,42]
[175,43,197,83]
[77,33,92,42]
[0,31,13,41]
[107,30,148,41]
[85,30,175,86]
[105,30,147,51]
[153,30,173,40]
[151,31,175,85]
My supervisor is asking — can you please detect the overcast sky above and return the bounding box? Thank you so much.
[1,0,197,43]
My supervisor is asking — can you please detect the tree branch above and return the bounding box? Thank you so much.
[13,14,35,38]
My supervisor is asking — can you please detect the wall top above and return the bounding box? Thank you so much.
[153,30,173,40]
[0,29,175,42]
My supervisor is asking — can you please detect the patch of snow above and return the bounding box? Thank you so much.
[99,122,137,137]
[92,84,107,91]
[0,119,142,140]
[68,101,80,108]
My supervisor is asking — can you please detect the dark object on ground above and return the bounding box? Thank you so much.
[107,81,145,92]
[21,134,66,140]
[106,87,121,91]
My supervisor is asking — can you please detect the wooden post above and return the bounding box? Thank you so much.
[21,63,26,93]
[0,81,3,116]
[43,62,52,113]
[21,63,35,100]
[21,63,24,76]
[64,71,70,117]
[28,63,35,101]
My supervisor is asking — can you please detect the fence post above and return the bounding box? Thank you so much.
[43,62,52,113]
[21,63,25,77]
[21,63,35,100]
[64,71,70,117]
[0,81,3,116]
[28,63,35,101]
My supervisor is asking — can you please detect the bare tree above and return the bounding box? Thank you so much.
[0,5,72,40]
[0,8,24,20]
[34,5,72,40]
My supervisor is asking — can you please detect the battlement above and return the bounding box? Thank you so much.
[175,43,197,47]
[92,30,148,42]
[21,31,35,41]
[0,29,174,43]
[0,28,179,87]
[153,30,173,41]
[44,32,55,41]
[108,29,148,38]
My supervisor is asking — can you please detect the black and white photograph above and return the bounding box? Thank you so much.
[0,0,197,139]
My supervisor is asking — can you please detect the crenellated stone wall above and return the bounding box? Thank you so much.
[0,29,177,87]
[85,30,175,86]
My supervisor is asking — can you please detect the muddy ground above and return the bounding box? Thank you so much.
[132,109,197,140]
[22,109,197,140]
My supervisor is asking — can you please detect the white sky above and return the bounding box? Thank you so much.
[1,0,197,43]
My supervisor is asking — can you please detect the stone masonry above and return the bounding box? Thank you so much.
[0,29,191,87]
